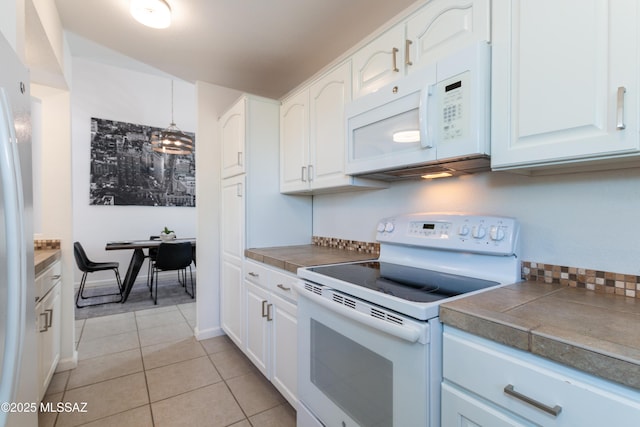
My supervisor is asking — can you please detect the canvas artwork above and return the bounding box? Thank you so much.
[89,117,196,207]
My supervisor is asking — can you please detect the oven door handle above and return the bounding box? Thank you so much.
[295,282,422,343]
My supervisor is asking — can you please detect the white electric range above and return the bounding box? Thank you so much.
[294,212,521,427]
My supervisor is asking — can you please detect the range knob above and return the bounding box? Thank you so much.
[490,226,505,241]
[471,225,486,239]
[458,225,470,236]
[377,222,386,232]
[384,222,395,233]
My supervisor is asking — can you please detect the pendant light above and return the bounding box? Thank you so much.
[130,0,172,29]
[151,80,194,155]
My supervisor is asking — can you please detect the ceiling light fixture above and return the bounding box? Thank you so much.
[130,0,172,29]
[151,80,194,155]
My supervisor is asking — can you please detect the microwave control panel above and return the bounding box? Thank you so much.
[438,71,470,143]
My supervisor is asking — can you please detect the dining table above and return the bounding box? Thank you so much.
[105,238,196,302]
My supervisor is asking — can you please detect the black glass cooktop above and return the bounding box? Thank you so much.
[307,261,499,303]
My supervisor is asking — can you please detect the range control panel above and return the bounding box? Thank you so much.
[376,212,519,256]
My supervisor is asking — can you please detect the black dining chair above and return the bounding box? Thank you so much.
[146,235,160,290]
[151,242,194,304]
[73,241,123,308]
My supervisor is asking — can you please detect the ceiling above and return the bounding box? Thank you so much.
[52,0,419,99]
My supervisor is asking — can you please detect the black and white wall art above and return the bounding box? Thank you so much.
[89,117,196,207]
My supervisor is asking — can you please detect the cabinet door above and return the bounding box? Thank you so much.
[406,0,490,73]
[245,281,270,376]
[309,61,352,190]
[352,25,406,99]
[491,0,639,169]
[220,98,245,178]
[220,175,245,348]
[221,176,245,261]
[37,283,61,401]
[280,89,310,192]
[220,260,244,348]
[270,293,298,408]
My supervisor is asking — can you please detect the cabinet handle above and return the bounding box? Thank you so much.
[277,284,291,291]
[616,86,626,130]
[248,272,259,277]
[236,182,243,197]
[46,308,53,328]
[308,164,313,182]
[237,152,243,166]
[392,47,400,72]
[52,275,61,281]
[261,300,268,318]
[39,312,48,333]
[267,303,273,321]
[405,40,413,66]
[503,384,562,417]
[301,166,307,182]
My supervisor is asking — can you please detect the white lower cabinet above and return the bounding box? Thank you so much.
[269,293,297,406]
[244,260,298,408]
[442,326,640,427]
[35,261,62,401]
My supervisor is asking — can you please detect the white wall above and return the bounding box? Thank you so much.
[314,167,640,276]
[70,58,197,283]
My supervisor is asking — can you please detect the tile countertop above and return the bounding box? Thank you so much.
[34,249,61,276]
[440,281,640,390]
[245,245,377,274]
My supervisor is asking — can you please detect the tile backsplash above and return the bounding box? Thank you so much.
[34,239,61,250]
[312,236,380,255]
[522,261,640,299]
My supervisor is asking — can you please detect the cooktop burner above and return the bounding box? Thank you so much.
[306,261,499,303]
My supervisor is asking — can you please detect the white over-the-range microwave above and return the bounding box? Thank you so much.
[345,41,491,180]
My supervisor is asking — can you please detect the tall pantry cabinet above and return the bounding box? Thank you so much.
[219,95,311,349]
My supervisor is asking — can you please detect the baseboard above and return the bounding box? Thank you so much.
[194,325,225,341]
[56,350,78,372]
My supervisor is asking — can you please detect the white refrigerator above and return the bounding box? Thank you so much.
[0,33,38,427]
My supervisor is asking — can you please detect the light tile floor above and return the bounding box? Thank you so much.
[40,303,296,427]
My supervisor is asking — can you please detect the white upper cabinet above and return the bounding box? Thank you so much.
[352,25,406,99]
[220,98,246,178]
[309,62,353,189]
[280,89,310,193]
[280,61,386,194]
[406,0,490,73]
[352,0,490,99]
[491,0,640,171]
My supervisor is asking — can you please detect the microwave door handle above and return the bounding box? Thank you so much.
[419,84,434,148]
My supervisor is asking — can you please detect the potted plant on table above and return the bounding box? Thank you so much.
[159,226,176,241]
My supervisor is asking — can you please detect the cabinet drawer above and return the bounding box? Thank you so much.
[244,260,270,288]
[270,269,298,303]
[36,261,62,302]
[443,328,640,426]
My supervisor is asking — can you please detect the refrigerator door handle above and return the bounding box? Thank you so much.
[0,88,27,420]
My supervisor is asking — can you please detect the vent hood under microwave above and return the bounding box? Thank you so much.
[345,42,491,181]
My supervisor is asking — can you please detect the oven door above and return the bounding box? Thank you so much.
[295,281,441,427]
